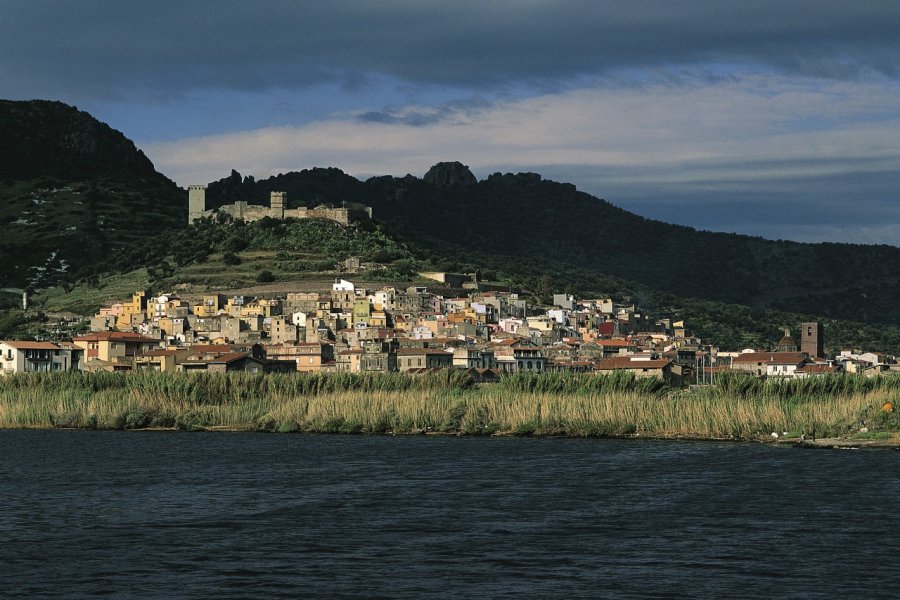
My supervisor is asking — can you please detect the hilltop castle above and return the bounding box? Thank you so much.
[188,186,370,226]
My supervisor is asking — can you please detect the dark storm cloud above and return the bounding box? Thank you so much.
[1,1,898,99]
[357,97,491,126]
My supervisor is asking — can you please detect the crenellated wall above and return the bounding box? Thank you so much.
[188,187,361,227]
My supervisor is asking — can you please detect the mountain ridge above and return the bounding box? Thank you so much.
[3,98,900,336]
[202,162,900,326]
[0,100,184,289]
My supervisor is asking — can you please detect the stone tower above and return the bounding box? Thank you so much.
[188,185,207,224]
[801,322,824,358]
[270,191,286,218]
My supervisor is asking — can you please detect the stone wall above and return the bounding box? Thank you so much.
[189,187,359,227]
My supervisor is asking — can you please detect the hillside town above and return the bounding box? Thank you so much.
[3,277,897,381]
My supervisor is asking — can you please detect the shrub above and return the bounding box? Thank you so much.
[256,270,276,283]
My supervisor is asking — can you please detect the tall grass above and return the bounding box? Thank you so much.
[0,371,897,440]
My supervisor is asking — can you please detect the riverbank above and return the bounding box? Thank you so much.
[2,371,899,445]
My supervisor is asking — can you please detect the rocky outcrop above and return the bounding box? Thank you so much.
[423,161,477,188]
[0,100,159,181]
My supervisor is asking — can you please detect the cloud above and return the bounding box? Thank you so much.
[356,97,491,127]
[143,74,900,242]
[1,1,898,102]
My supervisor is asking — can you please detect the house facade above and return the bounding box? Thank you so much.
[0,341,79,375]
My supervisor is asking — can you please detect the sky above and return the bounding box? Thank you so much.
[1,1,899,244]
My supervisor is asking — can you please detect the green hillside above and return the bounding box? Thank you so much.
[4,100,900,353]
[0,100,184,288]
[205,162,900,327]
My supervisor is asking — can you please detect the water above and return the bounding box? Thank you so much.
[2,431,899,598]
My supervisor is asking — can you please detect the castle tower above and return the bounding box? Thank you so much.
[801,322,824,358]
[188,185,207,224]
[270,191,286,218]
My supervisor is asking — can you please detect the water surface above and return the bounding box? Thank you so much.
[2,431,898,598]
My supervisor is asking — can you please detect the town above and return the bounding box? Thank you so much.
[3,275,897,381]
[2,187,897,381]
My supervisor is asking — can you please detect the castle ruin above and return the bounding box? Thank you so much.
[188,186,370,226]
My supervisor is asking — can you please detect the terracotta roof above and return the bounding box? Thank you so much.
[188,344,246,353]
[596,357,671,370]
[184,352,251,364]
[796,364,839,374]
[2,341,60,350]
[136,350,183,358]
[73,332,159,343]
[732,352,807,365]
[211,352,252,364]
[596,339,632,347]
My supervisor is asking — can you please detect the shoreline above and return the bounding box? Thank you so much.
[7,424,899,450]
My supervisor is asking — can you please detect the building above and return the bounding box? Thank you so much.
[731,352,809,377]
[396,348,453,372]
[453,347,496,370]
[595,356,673,381]
[73,332,161,364]
[0,341,80,375]
[265,342,334,372]
[188,187,366,226]
[179,351,295,373]
[801,322,824,358]
[134,349,192,372]
[777,328,798,352]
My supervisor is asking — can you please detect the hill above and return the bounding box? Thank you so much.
[205,162,900,327]
[4,100,900,351]
[0,100,185,289]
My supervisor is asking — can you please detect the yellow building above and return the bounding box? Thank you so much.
[116,291,147,330]
[73,331,161,363]
[193,294,225,318]
[369,311,388,328]
[134,349,192,372]
[353,298,371,325]
[240,298,281,318]
[316,297,333,320]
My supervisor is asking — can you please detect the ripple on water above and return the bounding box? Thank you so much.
[1,431,899,598]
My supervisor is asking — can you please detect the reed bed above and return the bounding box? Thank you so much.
[0,371,897,440]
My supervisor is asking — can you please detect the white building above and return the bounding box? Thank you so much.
[333,279,355,293]
[0,341,79,375]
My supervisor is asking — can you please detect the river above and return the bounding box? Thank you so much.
[1,431,898,598]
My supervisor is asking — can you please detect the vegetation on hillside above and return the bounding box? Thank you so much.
[119,215,421,285]
[197,163,900,329]
[0,100,183,288]
[4,101,900,353]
